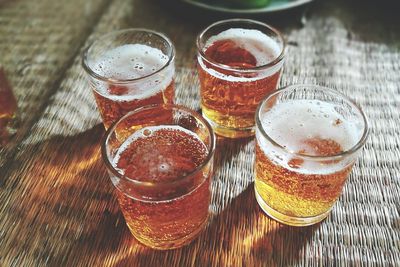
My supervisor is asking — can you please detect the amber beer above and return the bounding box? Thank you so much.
[114,126,210,248]
[255,85,368,226]
[83,29,175,128]
[103,105,215,249]
[197,19,285,138]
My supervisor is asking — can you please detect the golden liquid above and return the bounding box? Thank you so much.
[116,177,210,249]
[254,142,353,219]
[114,127,211,249]
[93,80,174,129]
[199,72,280,129]
[197,39,281,138]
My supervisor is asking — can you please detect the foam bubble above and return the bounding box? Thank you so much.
[257,100,363,174]
[198,28,283,82]
[92,44,174,101]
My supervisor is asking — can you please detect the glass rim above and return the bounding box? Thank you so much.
[255,84,369,160]
[101,103,216,187]
[196,18,286,73]
[82,28,175,84]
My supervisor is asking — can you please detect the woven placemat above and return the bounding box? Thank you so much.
[0,0,110,167]
[0,0,399,266]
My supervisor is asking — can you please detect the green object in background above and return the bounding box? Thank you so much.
[225,0,271,8]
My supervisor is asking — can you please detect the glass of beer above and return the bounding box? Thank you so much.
[102,104,215,249]
[196,19,285,138]
[254,85,368,226]
[82,29,175,129]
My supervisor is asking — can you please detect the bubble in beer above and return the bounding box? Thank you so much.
[143,128,152,137]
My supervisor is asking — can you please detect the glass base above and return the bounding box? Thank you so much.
[255,189,331,227]
[127,216,208,250]
[202,114,255,138]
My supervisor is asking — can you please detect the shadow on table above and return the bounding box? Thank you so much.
[2,124,132,265]
[210,135,255,216]
[213,135,254,172]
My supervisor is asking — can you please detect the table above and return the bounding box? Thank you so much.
[1,0,399,266]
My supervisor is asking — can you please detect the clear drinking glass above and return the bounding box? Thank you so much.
[82,29,175,129]
[197,19,285,138]
[254,85,368,226]
[102,104,215,249]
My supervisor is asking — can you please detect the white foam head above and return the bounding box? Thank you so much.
[113,125,206,172]
[257,100,363,174]
[198,28,283,82]
[92,44,174,101]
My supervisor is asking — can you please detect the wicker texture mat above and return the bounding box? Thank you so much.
[0,0,399,266]
[0,0,110,166]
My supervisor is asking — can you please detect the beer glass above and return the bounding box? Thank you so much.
[254,85,368,226]
[102,104,215,249]
[82,29,175,129]
[197,19,285,138]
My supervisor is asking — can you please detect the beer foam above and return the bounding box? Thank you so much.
[92,44,173,101]
[199,28,283,82]
[257,100,363,174]
[113,125,206,170]
[206,28,281,66]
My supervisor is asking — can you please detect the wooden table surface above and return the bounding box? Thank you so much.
[1,0,399,266]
